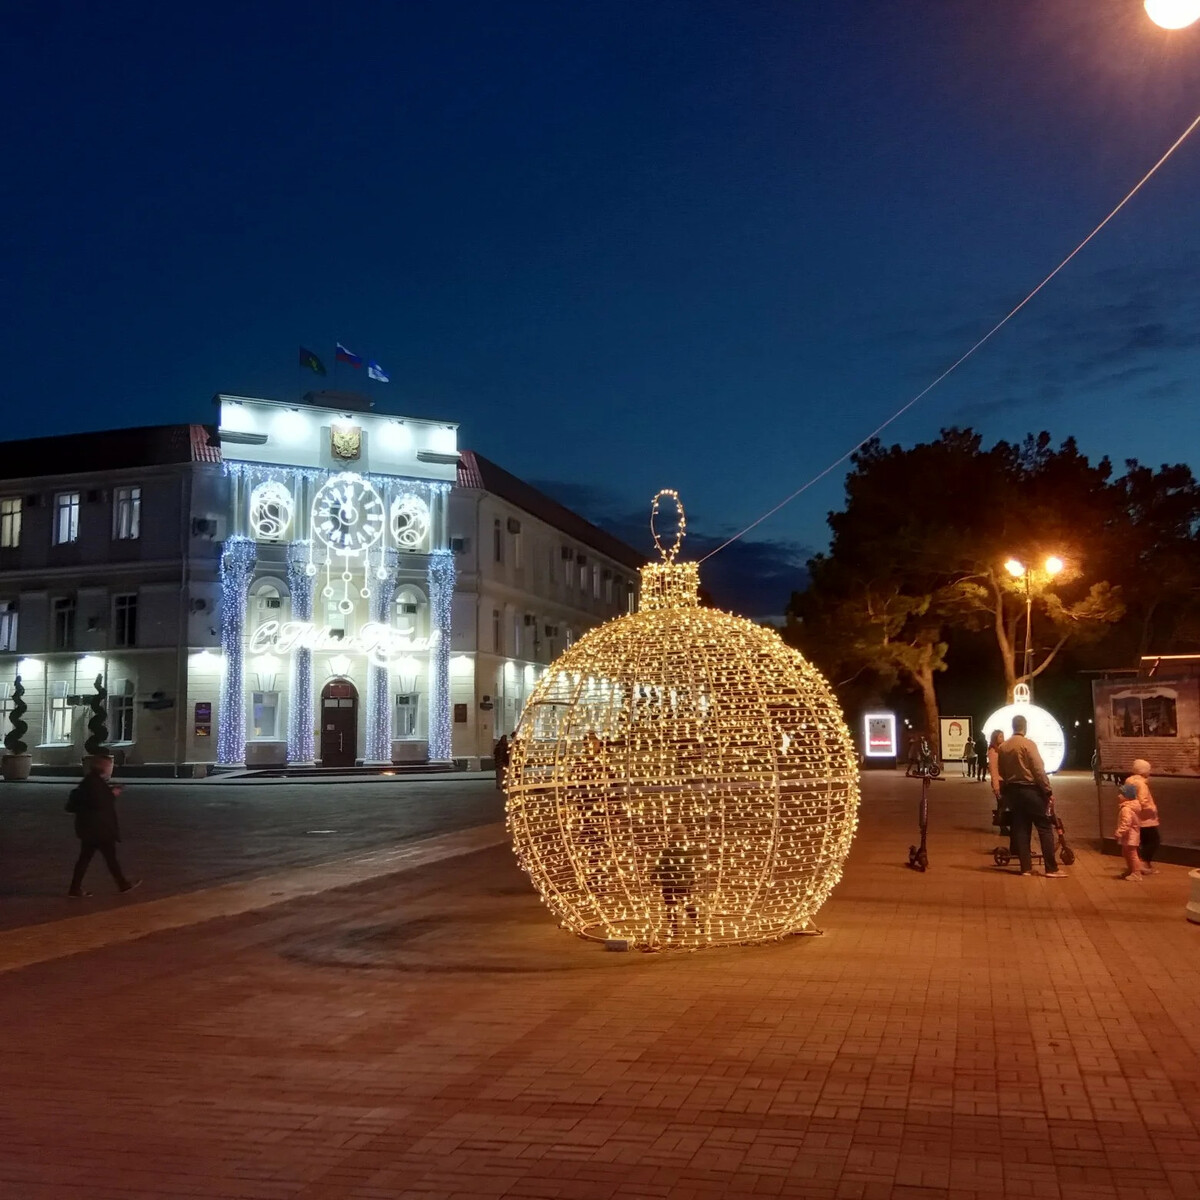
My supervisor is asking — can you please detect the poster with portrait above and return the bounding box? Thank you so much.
[939,717,972,762]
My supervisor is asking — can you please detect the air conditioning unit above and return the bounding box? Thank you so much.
[191,515,225,539]
[264,597,282,610]
[450,537,467,553]
[401,603,418,615]
[506,517,521,534]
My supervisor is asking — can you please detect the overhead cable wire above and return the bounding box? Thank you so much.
[700,109,1200,563]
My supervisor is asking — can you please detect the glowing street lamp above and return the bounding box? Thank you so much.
[1004,555,1065,697]
[1145,0,1200,30]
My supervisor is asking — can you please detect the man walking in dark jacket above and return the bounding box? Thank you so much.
[67,758,140,897]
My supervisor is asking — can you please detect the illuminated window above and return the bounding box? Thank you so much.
[52,596,75,649]
[394,692,419,738]
[0,603,16,652]
[53,492,80,545]
[110,679,135,742]
[47,683,72,744]
[251,691,279,739]
[112,485,141,540]
[113,593,138,648]
[0,498,22,548]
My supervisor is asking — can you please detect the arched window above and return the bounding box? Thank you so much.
[250,579,290,630]
[395,586,429,641]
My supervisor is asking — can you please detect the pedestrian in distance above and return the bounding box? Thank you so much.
[1115,783,1144,881]
[962,737,977,779]
[997,714,1066,878]
[65,757,140,898]
[1125,758,1160,874]
[493,733,510,791]
[652,836,699,940]
[976,732,989,783]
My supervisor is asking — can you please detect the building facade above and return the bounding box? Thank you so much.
[448,452,644,762]
[0,396,642,772]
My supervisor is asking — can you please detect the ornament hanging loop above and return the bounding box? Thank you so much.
[651,489,686,563]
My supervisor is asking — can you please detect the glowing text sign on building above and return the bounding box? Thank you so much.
[249,619,433,668]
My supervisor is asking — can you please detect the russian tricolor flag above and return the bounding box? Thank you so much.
[335,342,362,368]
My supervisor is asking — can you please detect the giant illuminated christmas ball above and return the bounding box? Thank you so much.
[505,492,860,949]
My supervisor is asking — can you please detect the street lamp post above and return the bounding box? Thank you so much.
[1004,555,1064,699]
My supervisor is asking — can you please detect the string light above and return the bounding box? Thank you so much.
[365,548,399,762]
[217,536,257,765]
[427,550,455,761]
[286,541,315,764]
[506,492,860,950]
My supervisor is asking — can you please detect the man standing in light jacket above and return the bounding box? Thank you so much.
[997,714,1066,878]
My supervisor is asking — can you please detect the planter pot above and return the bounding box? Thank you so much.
[81,753,115,774]
[1188,870,1200,925]
[1,753,32,781]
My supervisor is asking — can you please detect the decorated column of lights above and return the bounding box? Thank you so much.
[217,536,257,765]
[365,547,399,763]
[505,491,861,950]
[286,541,315,764]
[426,549,455,762]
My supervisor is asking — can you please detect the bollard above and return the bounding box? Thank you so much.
[1188,870,1200,925]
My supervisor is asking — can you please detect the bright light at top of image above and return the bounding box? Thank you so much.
[1145,0,1200,30]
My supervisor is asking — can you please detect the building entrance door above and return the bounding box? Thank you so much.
[320,680,358,767]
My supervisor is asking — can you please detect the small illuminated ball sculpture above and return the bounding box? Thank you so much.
[505,491,860,949]
[981,684,1066,774]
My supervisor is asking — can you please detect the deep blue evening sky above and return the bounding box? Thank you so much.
[5,1,1199,613]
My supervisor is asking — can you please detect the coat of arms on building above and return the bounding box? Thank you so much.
[330,423,362,461]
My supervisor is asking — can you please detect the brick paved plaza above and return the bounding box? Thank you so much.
[1,771,1199,1199]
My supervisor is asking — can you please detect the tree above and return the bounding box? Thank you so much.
[4,673,27,756]
[787,429,1129,730]
[84,674,108,757]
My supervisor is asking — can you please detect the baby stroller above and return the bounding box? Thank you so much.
[992,792,1075,868]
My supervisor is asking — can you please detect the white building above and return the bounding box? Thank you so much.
[0,393,642,773]
[448,452,644,762]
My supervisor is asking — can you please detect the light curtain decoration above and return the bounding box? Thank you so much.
[505,492,860,950]
[286,541,315,763]
[365,548,399,762]
[217,536,257,765]
[427,550,455,761]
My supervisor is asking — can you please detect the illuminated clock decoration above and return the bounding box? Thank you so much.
[248,481,294,540]
[310,473,387,617]
[390,494,431,550]
[505,491,860,951]
[981,683,1066,774]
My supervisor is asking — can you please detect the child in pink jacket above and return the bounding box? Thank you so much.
[1126,758,1160,874]
[1116,783,1143,881]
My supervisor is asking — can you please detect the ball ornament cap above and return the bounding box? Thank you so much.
[505,491,860,950]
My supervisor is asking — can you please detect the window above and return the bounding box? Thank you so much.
[394,587,428,640]
[251,691,279,739]
[53,492,80,545]
[513,529,523,569]
[394,693,419,738]
[0,603,16,652]
[579,562,588,591]
[493,519,503,564]
[605,573,615,604]
[110,679,135,742]
[113,593,138,648]
[627,582,636,613]
[0,498,21,548]
[493,608,502,654]
[47,683,72,744]
[0,683,9,729]
[112,485,141,540]
[563,548,573,586]
[52,596,75,649]
[592,565,601,599]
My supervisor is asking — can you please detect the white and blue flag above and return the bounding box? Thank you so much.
[367,361,389,383]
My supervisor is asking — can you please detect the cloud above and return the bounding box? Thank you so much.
[530,478,811,619]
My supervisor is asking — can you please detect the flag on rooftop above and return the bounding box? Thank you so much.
[299,347,327,375]
[367,361,389,383]
[335,342,362,367]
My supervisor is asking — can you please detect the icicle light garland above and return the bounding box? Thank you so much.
[426,550,455,761]
[286,541,315,764]
[217,536,257,765]
[366,549,399,762]
[505,492,860,950]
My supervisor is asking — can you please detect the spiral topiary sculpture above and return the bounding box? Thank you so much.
[4,674,27,756]
[84,674,109,757]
